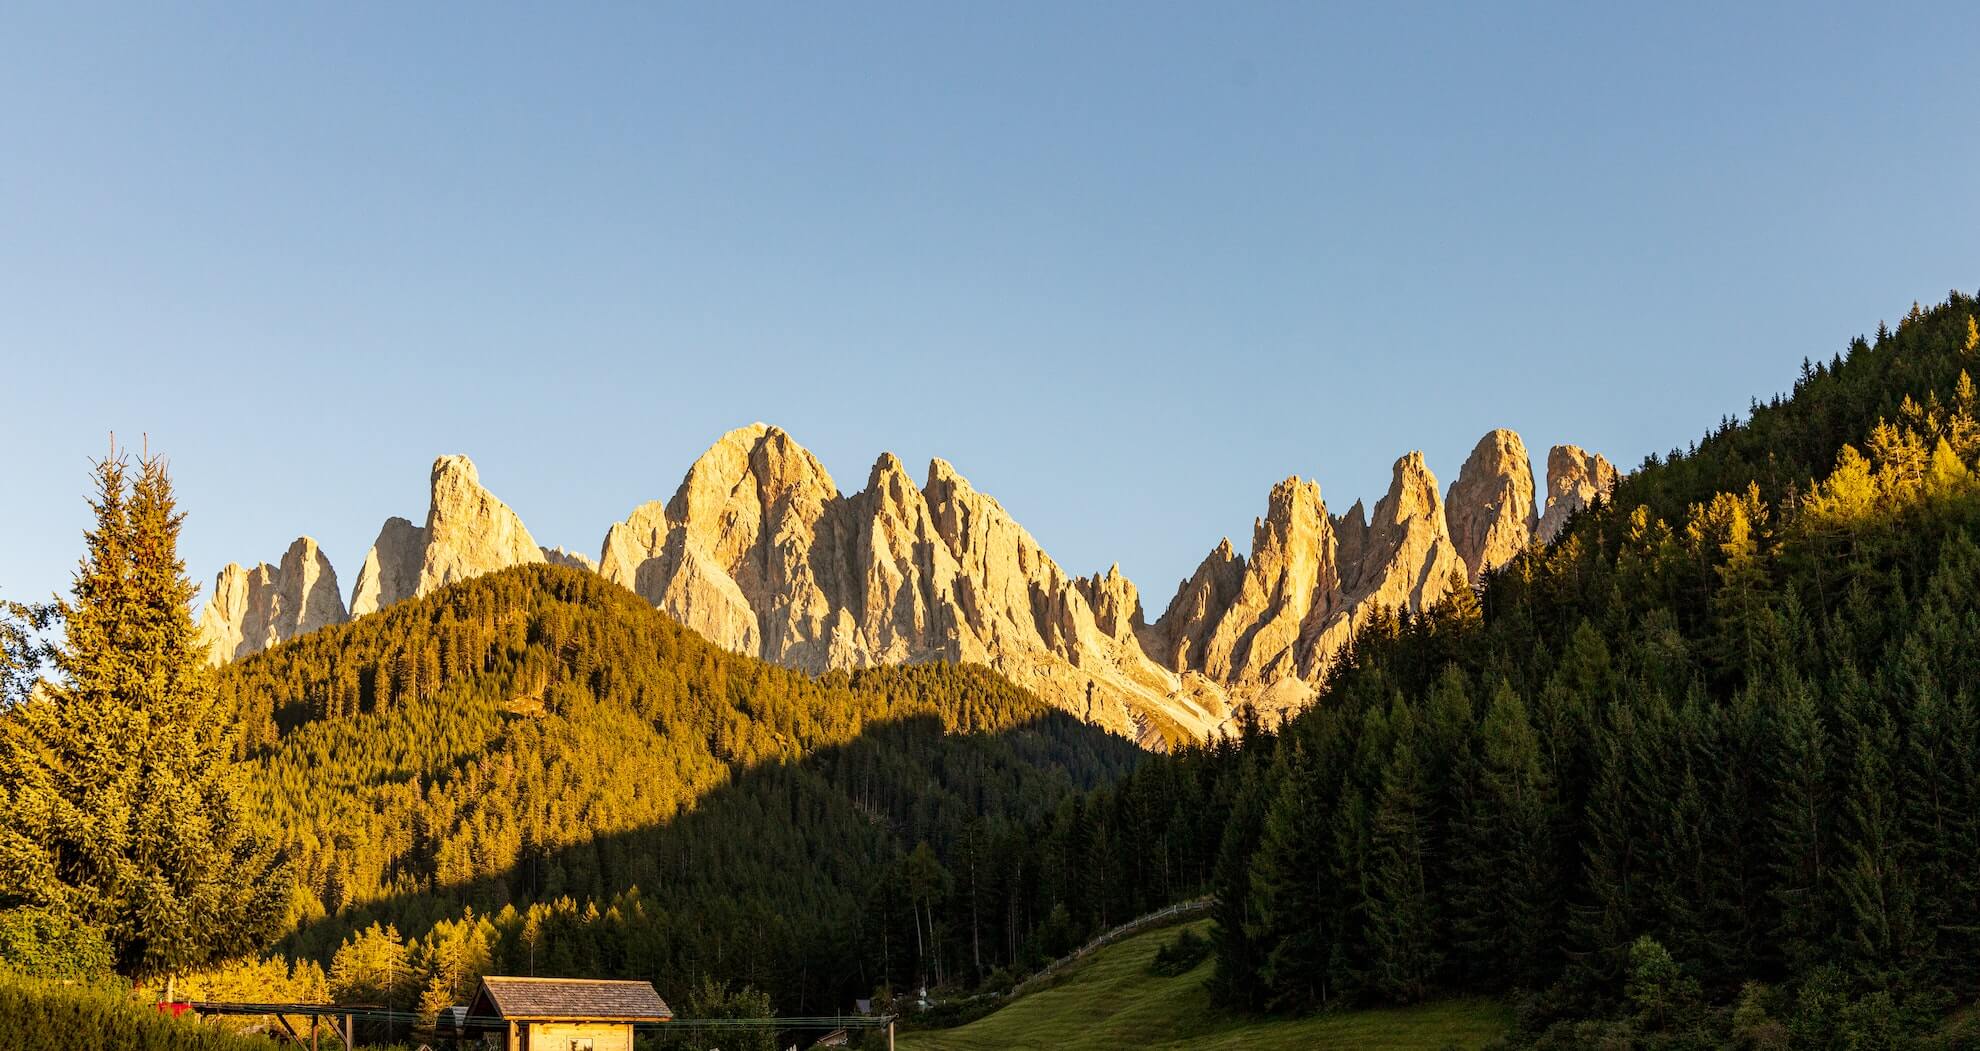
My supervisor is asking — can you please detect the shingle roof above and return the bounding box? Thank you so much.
[472,977,673,1022]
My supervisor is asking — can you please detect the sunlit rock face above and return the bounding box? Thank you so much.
[1536,445,1619,544]
[203,426,1613,745]
[1147,448,1466,705]
[196,537,346,664]
[594,425,1221,747]
[349,455,544,618]
[1446,429,1538,583]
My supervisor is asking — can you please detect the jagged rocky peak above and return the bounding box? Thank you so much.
[225,427,1613,742]
[349,516,425,617]
[1145,538,1247,673]
[599,423,847,663]
[595,424,1222,747]
[1537,444,1619,543]
[1352,450,1465,610]
[1076,564,1144,644]
[1445,428,1538,583]
[1148,448,1472,696]
[348,455,544,617]
[421,454,544,590]
[541,547,598,572]
[196,537,347,665]
[1195,477,1338,684]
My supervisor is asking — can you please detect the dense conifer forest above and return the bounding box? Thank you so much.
[11,294,1980,1049]
[1023,293,1980,1046]
[207,565,1205,1017]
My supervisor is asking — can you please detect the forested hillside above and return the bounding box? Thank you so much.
[213,564,1187,1015]
[216,292,1980,1043]
[976,293,1980,1045]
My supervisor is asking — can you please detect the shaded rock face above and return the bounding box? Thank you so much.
[1537,445,1619,543]
[349,517,424,617]
[1445,429,1538,583]
[349,456,546,617]
[196,538,347,665]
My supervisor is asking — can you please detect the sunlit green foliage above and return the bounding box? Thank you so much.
[210,564,1170,1011]
[0,451,287,981]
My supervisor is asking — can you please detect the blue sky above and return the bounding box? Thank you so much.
[4,2,1977,613]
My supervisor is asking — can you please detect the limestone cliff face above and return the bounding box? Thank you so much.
[1536,445,1619,543]
[592,424,1609,739]
[1147,451,1466,711]
[349,456,545,617]
[596,427,1221,745]
[1445,429,1538,582]
[1076,565,1143,647]
[349,517,425,617]
[196,537,346,664]
[541,547,598,572]
[420,455,544,591]
[1195,478,1339,684]
[203,427,1612,745]
[1142,539,1244,673]
[1354,451,1467,616]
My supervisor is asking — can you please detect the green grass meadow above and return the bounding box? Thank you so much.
[899,920,1511,1051]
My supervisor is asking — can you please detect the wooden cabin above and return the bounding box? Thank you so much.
[465,976,672,1051]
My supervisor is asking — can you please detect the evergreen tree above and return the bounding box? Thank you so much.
[0,450,287,984]
[1471,680,1557,988]
[1763,670,1829,976]
[0,595,55,708]
[1364,699,1438,1002]
[1208,756,1272,1010]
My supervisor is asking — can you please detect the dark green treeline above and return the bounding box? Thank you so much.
[1046,293,1980,1043]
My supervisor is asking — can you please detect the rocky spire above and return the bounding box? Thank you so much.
[1076,564,1144,645]
[348,517,424,617]
[1445,428,1538,582]
[1195,478,1339,684]
[1536,445,1619,543]
[196,537,347,664]
[349,455,544,617]
[1145,539,1245,673]
[211,425,1614,743]
[1349,451,1465,612]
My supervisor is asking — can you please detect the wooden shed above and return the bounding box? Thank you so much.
[466,976,672,1051]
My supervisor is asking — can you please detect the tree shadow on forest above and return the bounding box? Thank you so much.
[279,706,1144,1012]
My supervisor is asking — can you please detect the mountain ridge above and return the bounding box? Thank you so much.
[196,426,1615,742]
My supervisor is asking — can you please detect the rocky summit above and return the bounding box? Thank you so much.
[195,537,347,665]
[1536,444,1620,543]
[347,454,548,620]
[198,427,1616,742]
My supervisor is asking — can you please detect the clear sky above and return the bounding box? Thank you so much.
[4,3,1978,615]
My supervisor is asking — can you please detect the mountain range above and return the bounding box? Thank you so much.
[195,425,1615,745]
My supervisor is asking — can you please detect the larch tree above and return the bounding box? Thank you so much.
[0,447,288,991]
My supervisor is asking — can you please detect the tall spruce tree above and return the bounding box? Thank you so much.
[0,449,287,986]
[1,595,56,708]
[1364,699,1439,1002]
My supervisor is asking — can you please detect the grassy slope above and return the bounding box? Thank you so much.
[899,920,1510,1051]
